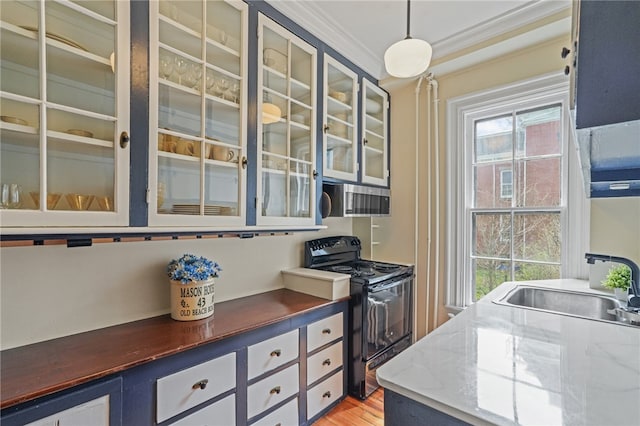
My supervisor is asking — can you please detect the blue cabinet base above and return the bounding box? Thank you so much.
[384,389,470,426]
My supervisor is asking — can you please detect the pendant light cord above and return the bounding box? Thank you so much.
[406,0,412,39]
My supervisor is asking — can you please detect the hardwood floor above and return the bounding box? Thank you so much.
[314,388,384,426]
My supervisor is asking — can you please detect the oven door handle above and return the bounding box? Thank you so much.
[369,276,411,293]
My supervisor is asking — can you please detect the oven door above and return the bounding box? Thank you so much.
[364,275,412,360]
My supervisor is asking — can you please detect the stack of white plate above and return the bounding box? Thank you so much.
[171,204,234,215]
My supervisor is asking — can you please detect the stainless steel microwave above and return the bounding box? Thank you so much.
[323,183,390,217]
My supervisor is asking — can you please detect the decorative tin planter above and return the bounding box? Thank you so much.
[170,278,215,321]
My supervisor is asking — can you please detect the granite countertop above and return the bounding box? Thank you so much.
[377,279,640,425]
[1,289,345,409]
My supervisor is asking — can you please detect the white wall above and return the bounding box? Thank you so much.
[0,218,352,349]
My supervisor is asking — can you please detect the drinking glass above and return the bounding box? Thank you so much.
[1,183,23,209]
[217,78,230,99]
[205,70,216,95]
[159,54,174,81]
[174,56,189,85]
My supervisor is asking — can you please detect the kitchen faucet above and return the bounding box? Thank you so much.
[585,253,640,308]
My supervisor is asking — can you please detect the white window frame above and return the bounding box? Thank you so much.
[500,169,513,199]
[445,73,590,311]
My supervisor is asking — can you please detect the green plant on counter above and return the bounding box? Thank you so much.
[601,264,631,290]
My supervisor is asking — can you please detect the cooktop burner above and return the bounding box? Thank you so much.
[305,236,414,284]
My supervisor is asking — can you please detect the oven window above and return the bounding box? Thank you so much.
[366,277,411,359]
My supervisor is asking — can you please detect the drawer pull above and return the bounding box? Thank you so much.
[270,349,282,357]
[270,386,282,395]
[192,379,209,390]
[322,328,331,335]
[323,391,332,399]
[322,358,332,366]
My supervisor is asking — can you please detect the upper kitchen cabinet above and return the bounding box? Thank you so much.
[257,14,317,226]
[0,0,130,227]
[148,0,247,227]
[572,0,640,129]
[323,54,359,182]
[361,79,389,187]
[568,0,640,197]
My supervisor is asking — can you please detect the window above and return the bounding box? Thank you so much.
[446,74,589,309]
[500,170,513,199]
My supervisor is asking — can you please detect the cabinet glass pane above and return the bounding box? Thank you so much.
[153,0,245,222]
[1,0,125,223]
[1,101,40,210]
[258,15,316,224]
[362,80,388,185]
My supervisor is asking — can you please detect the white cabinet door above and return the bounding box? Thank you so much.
[323,54,359,182]
[149,0,248,227]
[169,394,235,426]
[307,341,343,385]
[257,13,317,226]
[250,397,298,426]
[361,79,389,187]
[247,363,299,419]
[0,0,130,227]
[25,395,109,426]
[307,370,343,420]
[247,329,299,380]
[157,352,236,423]
[307,312,343,352]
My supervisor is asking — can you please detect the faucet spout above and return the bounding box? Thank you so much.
[585,253,640,308]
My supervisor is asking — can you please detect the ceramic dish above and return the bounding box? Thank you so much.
[329,90,348,103]
[20,26,88,51]
[67,129,93,138]
[1,116,28,126]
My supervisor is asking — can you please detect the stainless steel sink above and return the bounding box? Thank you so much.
[494,285,639,327]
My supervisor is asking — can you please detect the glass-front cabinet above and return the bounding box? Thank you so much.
[0,0,130,227]
[149,0,247,227]
[323,54,358,182]
[257,14,316,226]
[361,79,389,187]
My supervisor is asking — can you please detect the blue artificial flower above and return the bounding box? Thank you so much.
[167,253,222,284]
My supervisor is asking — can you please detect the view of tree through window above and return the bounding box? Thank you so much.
[471,104,563,300]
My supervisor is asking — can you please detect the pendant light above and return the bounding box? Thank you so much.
[384,0,432,78]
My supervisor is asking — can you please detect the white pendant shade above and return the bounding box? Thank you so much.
[384,38,432,78]
[262,102,282,124]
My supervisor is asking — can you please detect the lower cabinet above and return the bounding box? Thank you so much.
[0,377,122,426]
[1,301,347,426]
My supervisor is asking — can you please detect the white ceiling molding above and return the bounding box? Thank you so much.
[428,17,571,76]
[430,0,571,59]
[266,0,571,80]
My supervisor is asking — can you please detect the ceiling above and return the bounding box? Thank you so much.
[266,0,571,82]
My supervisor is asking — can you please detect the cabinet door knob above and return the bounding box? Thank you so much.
[119,131,129,148]
[313,170,318,180]
[564,65,570,76]
[561,47,571,58]
[270,349,282,357]
[322,391,332,398]
[270,386,281,395]
[192,379,209,390]
[363,138,368,145]
[323,124,330,133]
[322,358,331,366]
[322,328,331,335]
[241,156,248,169]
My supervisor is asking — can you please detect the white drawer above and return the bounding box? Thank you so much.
[248,329,299,379]
[307,312,343,352]
[307,370,343,420]
[170,394,235,426]
[157,352,236,423]
[307,341,343,385]
[250,398,298,426]
[247,364,299,419]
